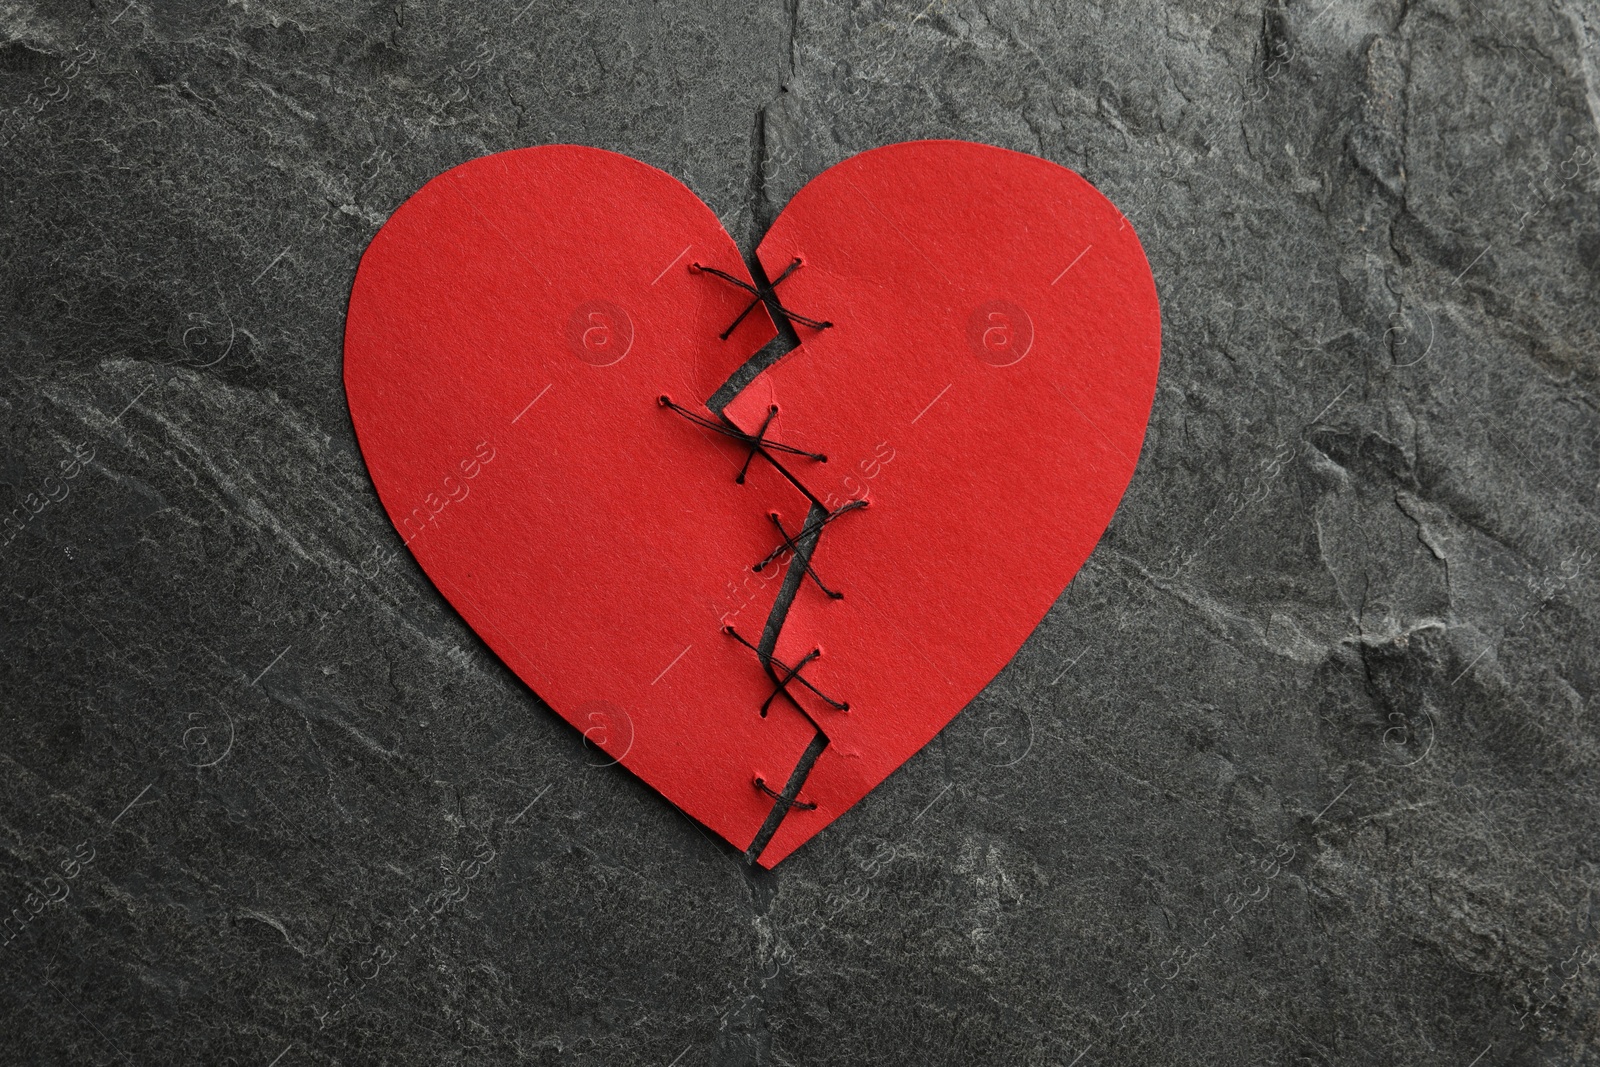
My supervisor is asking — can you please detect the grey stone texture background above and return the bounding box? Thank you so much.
[2,0,1598,1063]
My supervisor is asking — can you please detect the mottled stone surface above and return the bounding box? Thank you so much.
[2,0,1599,1063]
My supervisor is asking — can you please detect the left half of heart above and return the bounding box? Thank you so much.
[344,145,818,857]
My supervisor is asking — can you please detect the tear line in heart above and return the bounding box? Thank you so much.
[692,252,850,865]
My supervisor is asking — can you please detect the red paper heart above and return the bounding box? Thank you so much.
[344,142,1159,866]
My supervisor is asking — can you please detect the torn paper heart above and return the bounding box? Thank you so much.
[343,141,1160,866]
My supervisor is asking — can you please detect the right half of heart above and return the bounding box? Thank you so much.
[724,140,1161,865]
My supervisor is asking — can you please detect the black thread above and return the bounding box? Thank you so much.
[737,405,778,484]
[656,263,858,846]
[754,776,817,811]
[723,625,849,716]
[753,499,867,599]
[658,396,826,486]
[745,733,828,862]
[693,257,833,340]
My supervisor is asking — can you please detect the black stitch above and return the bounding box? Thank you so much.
[759,512,841,599]
[658,396,826,487]
[753,499,867,598]
[754,776,817,811]
[693,257,833,339]
[723,625,849,716]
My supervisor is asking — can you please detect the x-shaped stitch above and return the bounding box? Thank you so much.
[657,396,826,485]
[752,500,867,599]
[693,257,833,340]
[723,625,849,718]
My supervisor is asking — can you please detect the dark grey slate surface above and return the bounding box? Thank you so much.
[2,0,1598,1063]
